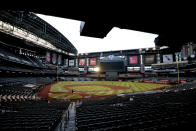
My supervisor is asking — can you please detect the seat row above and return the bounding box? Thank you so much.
[76,86,196,131]
[0,100,70,130]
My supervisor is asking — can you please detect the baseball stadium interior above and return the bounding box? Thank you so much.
[0,9,196,131]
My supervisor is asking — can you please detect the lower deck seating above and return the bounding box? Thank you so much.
[0,77,54,86]
[76,86,196,131]
[0,100,70,131]
[0,86,36,101]
[0,77,55,101]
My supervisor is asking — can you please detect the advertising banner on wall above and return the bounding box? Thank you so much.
[129,56,138,64]
[52,53,57,64]
[46,51,51,63]
[58,55,62,65]
[90,58,97,66]
[163,54,173,63]
[127,67,141,72]
[79,68,84,72]
[69,59,74,66]
[64,59,68,67]
[86,58,89,66]
[79,59,85,66]
[75,59,78,67]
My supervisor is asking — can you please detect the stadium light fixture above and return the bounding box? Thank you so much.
[160,46,169,50]
[94,67,100,72]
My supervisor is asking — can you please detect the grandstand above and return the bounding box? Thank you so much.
[0,10,196,131]
[0,10,77,130]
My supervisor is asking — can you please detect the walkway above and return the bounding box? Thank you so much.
[65,102,76,131]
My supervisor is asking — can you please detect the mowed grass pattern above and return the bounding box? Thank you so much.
[48,81,170,100]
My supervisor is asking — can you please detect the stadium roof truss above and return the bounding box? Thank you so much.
[0,10,78,55]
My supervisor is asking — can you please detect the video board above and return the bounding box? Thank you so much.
[144,54,156,65]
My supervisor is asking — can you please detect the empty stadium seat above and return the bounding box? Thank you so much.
[0,100,70,130]
[75,85,196,131]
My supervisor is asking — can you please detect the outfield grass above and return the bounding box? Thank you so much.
[48,81,170,100]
